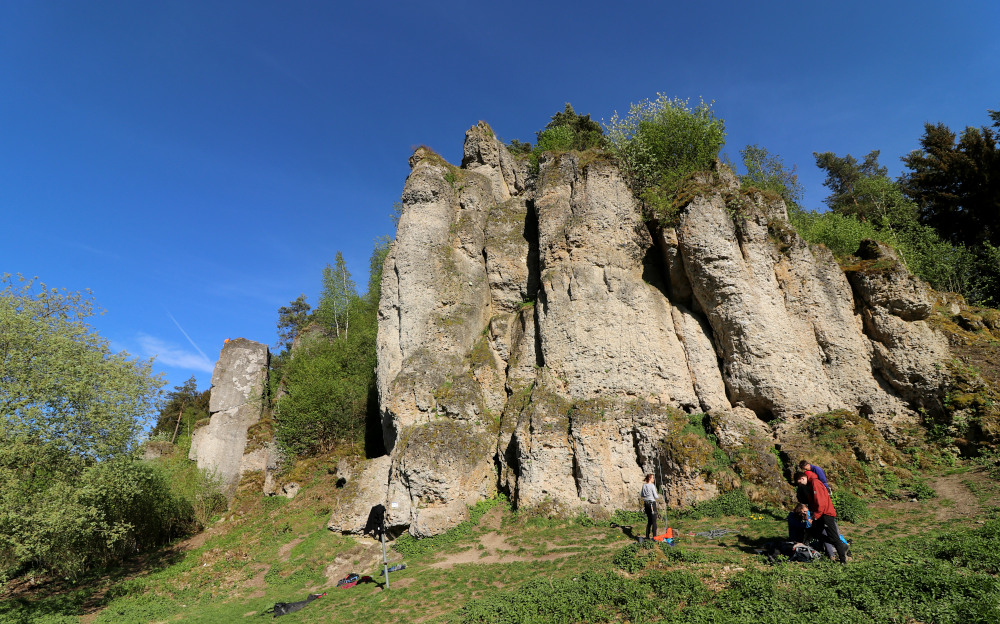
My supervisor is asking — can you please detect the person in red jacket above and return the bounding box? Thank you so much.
[793,471,849,563]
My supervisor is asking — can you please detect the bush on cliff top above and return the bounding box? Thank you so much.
[604,94,726,222]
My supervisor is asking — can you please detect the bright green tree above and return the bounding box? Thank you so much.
[535,103,604,152]
[0,275,163,459]
[150,375,210,440]
[275,241,389,456]
[813,150,889,220]
[316,252,356,339]
[737,144,804,209]
[807,152,996,302]
[276,294,313,352]
[604,94,726,220]
[0,275,193,581]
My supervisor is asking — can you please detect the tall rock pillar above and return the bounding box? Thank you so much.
[189,338,270,493]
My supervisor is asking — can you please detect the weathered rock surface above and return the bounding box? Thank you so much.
[845,241,950,418]
[358,122,954,537]
[189,338,272,493]
[328,455,392,534]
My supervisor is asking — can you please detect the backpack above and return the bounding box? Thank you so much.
[762,541,822,564]
[790,543,823,562]
[337,573,360,589]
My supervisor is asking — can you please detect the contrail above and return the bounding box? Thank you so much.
[166,311,212,365]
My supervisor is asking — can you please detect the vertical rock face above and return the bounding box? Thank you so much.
[366,123,953,537]
[189,338,271,493]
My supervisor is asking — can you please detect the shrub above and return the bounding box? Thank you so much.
[522,104,606,175]
[790,210,889,259]
[736,144,804,209]
[535,124,576,153]
[610,509,647,526]
[612,541,658,574]
[680,488,755,519]
[536,103,604,152]
[0,449,195,581]
[604,94,725,220]
[831,490,870,523]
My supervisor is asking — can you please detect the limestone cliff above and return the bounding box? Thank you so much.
[337,122,953,537]
[189,338,277,494]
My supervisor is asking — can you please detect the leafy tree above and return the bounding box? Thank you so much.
[316,252,356,339]
[604,94,726,220]
[366,236,391,306]
[0,439,194,581]
[737,144,804,209]
[901,108,1000,248]
[275,242,389,456]
[273,316,374,455]
[150,376,210,441]
[507,138,532,155]
[0,274,163,460]
[813,150,889,219]
[276,294,312,352]
[0,275,192,580]
[806,151,998,303]
[535,103,604,152]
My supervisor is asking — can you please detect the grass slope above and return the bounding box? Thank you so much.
[3,459,999,624]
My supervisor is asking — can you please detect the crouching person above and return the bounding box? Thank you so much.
[793,471,849,564]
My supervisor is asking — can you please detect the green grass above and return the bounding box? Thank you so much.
[2,460,998,623]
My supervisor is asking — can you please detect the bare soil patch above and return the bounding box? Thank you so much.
[244,564,270,598]
[428,531,583,568]
[277,537,303,561]
[322,539,395,586]
[930,473,981,520]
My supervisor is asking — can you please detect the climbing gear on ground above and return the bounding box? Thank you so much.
[337,573,360,588]
[380,563,406,575]
[263,592,326,617]
[695,528,732,539]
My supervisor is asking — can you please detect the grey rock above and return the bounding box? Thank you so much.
[369,125,955,536]
[327,455,392,534]
[189,338,270,493]
[281,482,300,499]
[846,241,950,418]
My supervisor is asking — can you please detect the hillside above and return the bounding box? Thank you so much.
[3,453,999,623]
[5,108,999,623]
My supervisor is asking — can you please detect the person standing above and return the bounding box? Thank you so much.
[640,473,661,540]
[793,471,848,563]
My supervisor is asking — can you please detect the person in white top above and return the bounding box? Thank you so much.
[639,473,661,539]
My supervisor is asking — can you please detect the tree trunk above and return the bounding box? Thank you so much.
[170,404,184,444]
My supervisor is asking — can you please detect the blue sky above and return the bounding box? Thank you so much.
[2,1,998,402]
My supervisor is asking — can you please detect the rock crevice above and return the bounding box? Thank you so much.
[342,123,954,536]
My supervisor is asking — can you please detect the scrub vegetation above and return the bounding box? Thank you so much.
[2,456,997,623]
[270,239,390,457]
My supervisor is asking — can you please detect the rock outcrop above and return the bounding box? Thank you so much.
[189,338,275,494]
[356,123,954,537]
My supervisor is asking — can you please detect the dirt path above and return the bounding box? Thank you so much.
[930,472,982,520]
[428,531,583,568]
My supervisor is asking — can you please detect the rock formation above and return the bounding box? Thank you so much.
[339,122,953,537]
[189,338,275,494]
